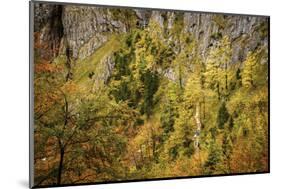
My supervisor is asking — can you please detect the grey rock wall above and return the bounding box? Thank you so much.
[61,6,127,59]
[34,3,268,65]
[182,13,268,63]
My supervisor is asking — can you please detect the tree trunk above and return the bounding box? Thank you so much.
[194,102,202,153]
[132,153,140,170]
[140,145,144,163]
[57,146,65,185]
[179,64,183,89]
[225,62,228,90]
[225,73,228,90]
[203,96,206,120]
[217,83,220,100]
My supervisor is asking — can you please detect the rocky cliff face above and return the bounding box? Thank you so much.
[34,4,63,60]
[182,13,268,63]
[61,6,128,59]
[34,3,268,65]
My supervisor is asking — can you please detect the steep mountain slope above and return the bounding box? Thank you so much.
[33,2,269,187]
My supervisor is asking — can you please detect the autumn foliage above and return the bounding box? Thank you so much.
[33,10,269,187]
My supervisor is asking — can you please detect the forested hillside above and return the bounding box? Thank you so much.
[33,3,269,187]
